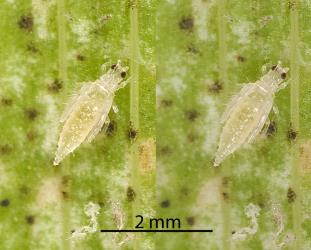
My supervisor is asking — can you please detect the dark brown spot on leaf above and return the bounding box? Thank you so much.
[1,98,12,106]
[106,121,116,136]
[185,110,199,121]
[208,81,223,94]
[1,199,10,207]
[128,129,137,139]
[237,55,246,62]
[287,125,297,141]
[266,121,277,137]
[127,187,136,202]
[25,108,39,120]
[160,200,170,208]
[27,43,38,53]
[48,79,63,93]
[18,15,33,31]
[287,187,296,203]
[222,192,229,200]
[76,54,85,61]
[62,191,69,199]
[128,123,137,140]
[160,99,173,108]
[26,131,37,141]
[187,44,200,54]
[26,215,35,225]
[98,201,105,207]
[258,201,265,208]
[179,16,194,31]
[180,187,189,196]
[0,144,13,155]
[159,146,172,155]
[20,186,30,195]
[186,216,195,226]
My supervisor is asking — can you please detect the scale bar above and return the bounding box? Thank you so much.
[100,229,213,233]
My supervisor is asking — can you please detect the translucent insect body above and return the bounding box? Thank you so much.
[54,61,129,165]
[214,63,289,167]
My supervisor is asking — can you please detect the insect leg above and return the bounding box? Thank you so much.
[271,104,280,122]
[272,105,279,116]
[112,103,119,113]
[277,81,288,91]
[247,100,273,144]
[260,117,271,136]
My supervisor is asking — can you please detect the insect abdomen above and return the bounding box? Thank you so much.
[54,89,113,165]
[215,89,271,166]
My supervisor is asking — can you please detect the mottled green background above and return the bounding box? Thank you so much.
[157,0,311,250]
[0,0,155,249]
[0,0,311,249]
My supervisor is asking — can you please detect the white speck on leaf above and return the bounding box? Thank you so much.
[40,94,58,154]
[259,15,273,28]
[2,76,24,97]
[71,19,94,44]
[71,202,100,240]
[32,0,56,40]
[232,203,260,241]
[192,0,216,41]
[231,21,255,45]
[36,177,62,207]
[191,177,222,249]
[271,202,295,248]
[0,162,9,188]
[1,54,32,97]
[170,76,186,94]
[199,95,220,155]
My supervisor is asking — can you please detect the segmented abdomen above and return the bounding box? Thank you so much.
[54,89,113,165]
[215,89,271,165]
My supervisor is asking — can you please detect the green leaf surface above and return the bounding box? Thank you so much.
[157,0,311,249]
[1,0,311,249]
[0,0,155,249]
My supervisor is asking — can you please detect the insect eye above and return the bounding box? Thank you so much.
[271,65,277,71]
[281,72,286,79]
[111,64,117,69]
[121,72,126,78]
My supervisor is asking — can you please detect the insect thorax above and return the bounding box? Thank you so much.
[257,72,282,93]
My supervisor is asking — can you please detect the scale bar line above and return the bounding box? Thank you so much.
[100,229,213,233]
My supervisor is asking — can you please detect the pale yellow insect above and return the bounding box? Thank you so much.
[214,63,289,167]
[54,61,129,165]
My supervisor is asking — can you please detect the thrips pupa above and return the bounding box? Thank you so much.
[214,63,289,167]
[53,61,129,165]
